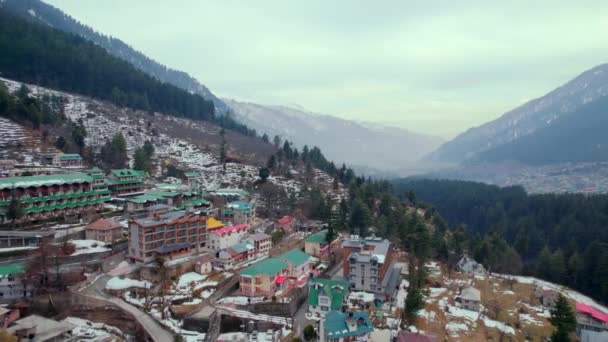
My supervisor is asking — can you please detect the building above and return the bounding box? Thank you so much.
[217,241,255,269]
[222,201,254,225]
[128,210,207,263]
[208,224,249,252]
[276,215,295,231]
[239,257,290,296]
[184,172,203,190]
[308,278,349,318]
[7,314,75,341]
[279,249,312,286]
[0,230,55,248]
[459,287,481,312]
[245,233,272,258]
[0,173,110,225]
[319,310,374,342]
[305,230,330,257]
[86,219,123,243]
[576,302,608,335]
[52,153,83,168]
[0,264,32,300]
[342,238,398,295]
[86,167,109,193]
[536,288,559,309]
[108,169,145,196]
[456,255,486,275]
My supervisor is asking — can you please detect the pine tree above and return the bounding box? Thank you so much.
[549,294,576,342]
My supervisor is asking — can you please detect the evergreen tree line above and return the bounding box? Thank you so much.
[393,178,608,304]
[0,10,254,137]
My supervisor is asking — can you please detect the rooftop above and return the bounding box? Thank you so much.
[0,173,93,190]
[0,264,24,276]
[577,302,608,323]
[7,315,75,341]
[86,219,122,231]
[111,169,144,178]
[240,257,288,277]
[280,248,311,267]
[212,224,248,237]
[324,310,373,339]
[207,217,224,230]
[308,278,349,310]
[461,287,481,301]
[153,243,192,254]
[57,153,82,161]
[247,233,271,242]
[305,229,328,243]
[230,241,254,254]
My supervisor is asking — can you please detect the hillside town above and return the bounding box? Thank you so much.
[0,150,606,342]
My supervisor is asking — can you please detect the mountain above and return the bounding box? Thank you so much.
[0,0,228,114]
[428,63,608,164]
[224,99,444,174]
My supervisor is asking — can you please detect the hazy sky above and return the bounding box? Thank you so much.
[46,1,608,138]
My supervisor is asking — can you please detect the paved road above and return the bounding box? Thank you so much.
[77,273,174,342]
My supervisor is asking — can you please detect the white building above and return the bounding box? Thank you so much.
[208,224,249,251]
[0,264,31,301]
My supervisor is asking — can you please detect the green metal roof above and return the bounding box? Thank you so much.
[0,173,93,190]
[185,198,210,206]
[324,311,373,339]
[239,258,288,277]
[127,194,163,204]
[308,278,349,310]
[111,169,144,178]
[280,249,311,267]
[57,153,82,161]
[231,241,253,254]
[305,230,328,243]
[0,264,24,276]
[184,172,201,177]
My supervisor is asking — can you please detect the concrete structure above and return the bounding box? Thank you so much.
[245,233,272,257]
[52,153,83,168]
[108,169,145,196]
[279,249,312,286]
[184,172,202,190]
[305,229,330,257]
[460,287,481,312]
[0,230,54,248]
[0,173,110,224]
[308,278,349,318]
[0,264,32,300]
[319,310,373,342]
[215,233,271,269]
[239,257,290,296]
[208,224,249,252]
[222,201,254,225]
[276,215,295,231]
[537,288,559,309]
[86,219,123,243]
[7,314,75,341]
[128,210,207,263]
[342,238,396,294]
[576,302,608,336]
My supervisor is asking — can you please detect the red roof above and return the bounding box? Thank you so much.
[211,224,248,236]
[277,216,293,225]
[274,275,287,284]
[576,302,608,323]
[86,219,122,231]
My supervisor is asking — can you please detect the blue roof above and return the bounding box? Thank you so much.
[152,243,192,253]
[324,311,374,339]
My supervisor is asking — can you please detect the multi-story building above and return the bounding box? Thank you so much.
[86,219,123,243]
[0,264,32,300]
[276,215,295,232]
[222,201,254,225]
[305,229,330,257]
[279,249,312,286]
[342,238,398,295]
[308,278,349,318]
[0,230,54,248]
[216,233,272,269]
[86,167,108,192]
[0,173,110,225]
[245,233,272,257]
[319,310,374,342]
[52,153,83,168]
[108,169,145,196]
[576,302,608,335]
[239,257,290,296]
[208,224,249,252]
[127,210,207,263]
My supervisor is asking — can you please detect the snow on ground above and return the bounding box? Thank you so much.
[482,317,515,335]
[446,322,469,335]
[394,279,408,308]
[216,296,265,306]
[69,239,111,255]
[176,272,207,288]
[63,316,127,340]
[106,277,152,290]
[0,246,38,252]
[349,291,376,303]
[429,287,447,298]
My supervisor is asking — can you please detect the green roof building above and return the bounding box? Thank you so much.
[108,169,145,196]
[52,153,83,168]
[0,173,109,224]
[308,278,349,316]
[239,257,289,297]
[321,310,373,340]
[280,248,311,267]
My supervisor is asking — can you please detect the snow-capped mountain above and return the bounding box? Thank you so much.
[0,0,228,114]
[428,63,608,164]
[225,99,444,174]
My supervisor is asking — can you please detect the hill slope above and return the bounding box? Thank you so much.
[428,64,608,164]
[0,0,227,114]
[226,99,444,174]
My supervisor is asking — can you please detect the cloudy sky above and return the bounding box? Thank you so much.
[46,0,608,137]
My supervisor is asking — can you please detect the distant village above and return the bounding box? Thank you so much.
[0,153,607,342]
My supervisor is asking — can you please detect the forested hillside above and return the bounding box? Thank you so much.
[0,0,228,114]
[0,10,251,136]
[393,178,608,304]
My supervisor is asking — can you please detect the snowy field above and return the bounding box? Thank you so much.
[69,240,111,255]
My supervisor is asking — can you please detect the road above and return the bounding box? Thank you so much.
[76,273,174,342]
